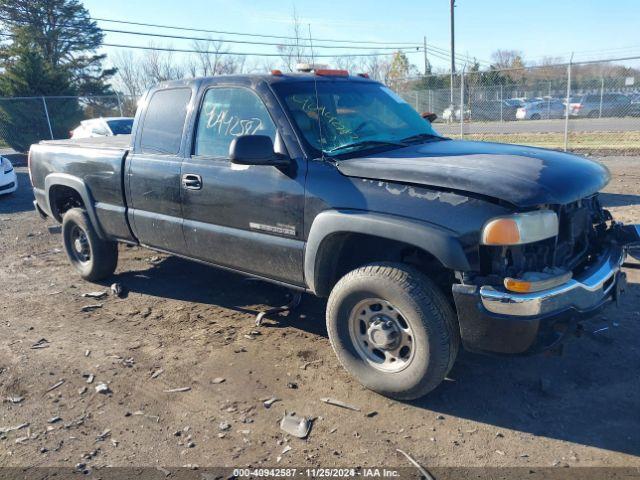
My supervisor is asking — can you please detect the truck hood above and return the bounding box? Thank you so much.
[335,140,610,208]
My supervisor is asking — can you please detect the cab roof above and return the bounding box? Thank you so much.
[155,72,377,90]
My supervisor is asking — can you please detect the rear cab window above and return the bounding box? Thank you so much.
[139,88,192,155]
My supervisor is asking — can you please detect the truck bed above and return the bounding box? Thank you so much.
[30,135,135,242]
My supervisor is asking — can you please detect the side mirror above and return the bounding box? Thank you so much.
[229,135,290,167]
[421,112,438,123]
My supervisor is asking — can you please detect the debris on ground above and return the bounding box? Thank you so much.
[48,416,62,424]
[31,338,50,349]
[81,304,103,312]
[4,395,24,404]
[82,291,107,299]
[85,350,91,357]
[320,397,361,412]
[110,283,124,297]
[95,383,111,394]
[151,368,164,379]
[96,429,111,441]
[287,382,298,389]
[0,423,29,434]
[218,421,231,431]
[164,387,191,393]
[44,380,65,393]
[263,397,280,408]
[365,411,378,418]
[211,377,225,384]
[396,449,434,480]
[121,357,135,368]
[84,374,95,384]
[280,412,312,439]
[300,360,322,370]
[255,291,302,326]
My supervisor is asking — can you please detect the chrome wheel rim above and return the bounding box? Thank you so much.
[348,298,415,373]
[70,225,91,263]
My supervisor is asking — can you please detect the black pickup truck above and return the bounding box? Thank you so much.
[29,70,640,399]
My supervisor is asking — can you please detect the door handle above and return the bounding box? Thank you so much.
[182,173,202,190]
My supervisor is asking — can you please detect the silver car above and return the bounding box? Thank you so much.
[516,99,566,120]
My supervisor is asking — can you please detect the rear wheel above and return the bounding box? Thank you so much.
[62,208,118,281]
[326,262,459,400]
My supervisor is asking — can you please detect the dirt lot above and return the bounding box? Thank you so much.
[1,158,639,474]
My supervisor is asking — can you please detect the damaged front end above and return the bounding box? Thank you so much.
[453,194,640,355]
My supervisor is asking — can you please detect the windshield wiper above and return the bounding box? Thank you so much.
[327,139,407,154]
[399,133,444,144]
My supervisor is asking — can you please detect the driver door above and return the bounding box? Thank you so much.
[180,85,306,285]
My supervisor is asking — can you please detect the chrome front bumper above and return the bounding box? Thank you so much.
[480,244,627,317]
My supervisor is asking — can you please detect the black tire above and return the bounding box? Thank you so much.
[62,208,118,281]
[530,113,541,120]
[326,262,459,400]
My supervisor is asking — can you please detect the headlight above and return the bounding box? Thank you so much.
[2,157,13,174]
[481,210,558,246]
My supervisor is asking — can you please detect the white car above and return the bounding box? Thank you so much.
[0,156,17,195]
[70,117,134,139]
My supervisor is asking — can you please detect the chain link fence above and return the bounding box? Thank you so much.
[1,59,639,154]
[0,95,138,152]
[394,60,640,154]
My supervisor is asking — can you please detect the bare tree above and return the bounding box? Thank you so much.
[112,50,147,97]
[189,38,243,76]
[142,43,185,83]
[277,7,309,71]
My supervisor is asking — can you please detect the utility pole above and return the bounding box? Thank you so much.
[449,0,456,108]
[450,0,456,75]
[423,36,429,75]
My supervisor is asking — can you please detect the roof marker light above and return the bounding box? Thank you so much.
[315,69,349,77]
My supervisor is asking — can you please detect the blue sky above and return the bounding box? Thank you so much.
[83,0,640,71]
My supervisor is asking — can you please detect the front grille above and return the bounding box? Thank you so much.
[479,194,609,284]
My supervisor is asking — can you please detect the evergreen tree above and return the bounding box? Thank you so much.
[0,34,82,151]
[0,0,112,150]
[0,0,115,95]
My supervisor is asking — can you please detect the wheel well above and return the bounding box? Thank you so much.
[49,185,85,222]
[313,232,454,297]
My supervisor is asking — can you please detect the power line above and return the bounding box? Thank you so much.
[97,27,421,50]
[101,42,423,58]
[1,14,490,66]
[93,18,491,65]
[93,16,421,46]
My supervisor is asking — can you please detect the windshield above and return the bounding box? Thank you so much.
[272,80,441,156]
[107,119,134,135]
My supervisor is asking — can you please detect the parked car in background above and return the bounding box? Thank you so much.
[469,100,518,121]
[569,93,631,118]
[70,117,134,139]
[0,155,17,195]
[442,105,470,122]
[516,99,566,120]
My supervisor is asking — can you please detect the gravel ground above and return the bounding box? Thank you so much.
[0,158,639,474]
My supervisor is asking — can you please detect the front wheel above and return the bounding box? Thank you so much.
[326,263,459,400]
[62,208,118,281]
